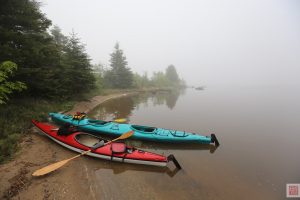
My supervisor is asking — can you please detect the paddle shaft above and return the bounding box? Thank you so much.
[75,118,127,126]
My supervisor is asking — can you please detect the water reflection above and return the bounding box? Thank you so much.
[126,140,218,153]
[89,90,184,121]
[93,162,181,177]
[166,90,182,109]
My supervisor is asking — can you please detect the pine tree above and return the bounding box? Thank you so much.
[165,65,179,84]
[105,43,133,88]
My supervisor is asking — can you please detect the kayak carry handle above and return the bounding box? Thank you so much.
[167,154,182,170]
[211,133,220,146]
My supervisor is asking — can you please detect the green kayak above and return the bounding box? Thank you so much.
[49,112,219,145]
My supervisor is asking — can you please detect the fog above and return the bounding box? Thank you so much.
[40,0,300,86]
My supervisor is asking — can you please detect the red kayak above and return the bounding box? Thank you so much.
[32,120,181,168]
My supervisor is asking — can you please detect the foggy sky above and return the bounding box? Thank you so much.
[40,0,300,86]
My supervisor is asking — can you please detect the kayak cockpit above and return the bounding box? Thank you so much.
[75,133,104,147]
[131,125,156,133]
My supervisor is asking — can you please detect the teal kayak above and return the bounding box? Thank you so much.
[49,112,219,145]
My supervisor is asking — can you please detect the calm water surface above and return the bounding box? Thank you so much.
[87,86,300,200]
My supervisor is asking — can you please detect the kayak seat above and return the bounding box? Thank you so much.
[111,142,127,153]
[91,140,105,150]
[75,133,102,147]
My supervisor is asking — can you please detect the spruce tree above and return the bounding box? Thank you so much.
[165,65,179,84]
[62,32,95,95]
[105,43,133,88]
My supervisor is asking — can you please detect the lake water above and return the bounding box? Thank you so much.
[88,86,300,200]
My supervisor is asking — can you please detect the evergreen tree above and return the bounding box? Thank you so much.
[105,43,133,88]
[0,61,26,104]
[165,65,179,84]
[0,0,63,97]
[62,32,95,95]
[51,25,68,47]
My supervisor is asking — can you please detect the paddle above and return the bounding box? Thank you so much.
[32,130,134,177]
[112,118,127,123]
[81,117,127,123]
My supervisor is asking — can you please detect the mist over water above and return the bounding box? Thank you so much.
[88,86,300,199]
[41,0,300,87]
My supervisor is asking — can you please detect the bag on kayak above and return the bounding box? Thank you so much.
[57,123,77,136]
[111,143,127,153]
[72,112,86,120]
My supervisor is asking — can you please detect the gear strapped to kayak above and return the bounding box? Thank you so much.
[57,123,77,136]
[72,112,86,121]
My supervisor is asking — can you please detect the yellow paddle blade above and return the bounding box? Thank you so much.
[32,157,73,176]
[118,130,134,140]
[113,118,127,123]
[32,151,90,177]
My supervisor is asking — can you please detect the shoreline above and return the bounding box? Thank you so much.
[66,87,172,115]
[0,88,171,200]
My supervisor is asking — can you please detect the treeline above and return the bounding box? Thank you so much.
[94,43,185,90]
[96,45,186,90]
[132,65,186,88]
[0,0,185,104]
[88,42,185,91]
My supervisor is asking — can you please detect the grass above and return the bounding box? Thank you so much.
[0,98,76,163]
